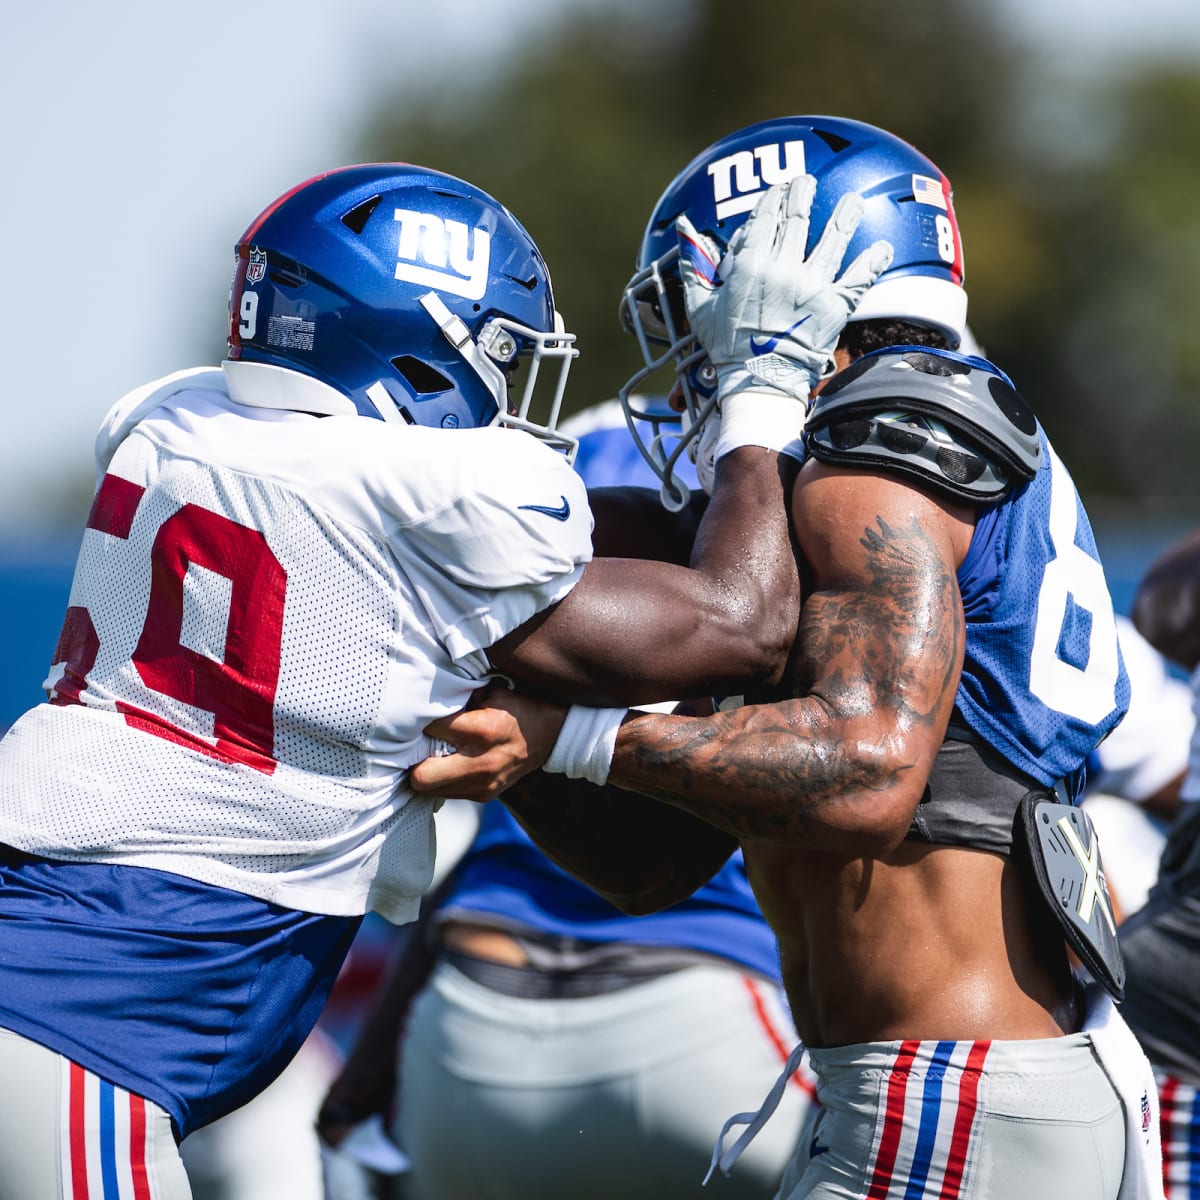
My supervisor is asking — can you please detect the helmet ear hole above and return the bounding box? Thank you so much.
[391,356,452,395]
[341,195,381,234]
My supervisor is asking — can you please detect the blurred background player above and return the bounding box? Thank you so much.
[1083,614,1194,921]
[317,400,815,1200]
[1120,531,1200,1198]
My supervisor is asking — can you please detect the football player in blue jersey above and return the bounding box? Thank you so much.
[410,117,1162,1199]
[317,402,815,1200]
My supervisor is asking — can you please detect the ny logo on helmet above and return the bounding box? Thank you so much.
[393,209,491,301]
[708,141,806,220]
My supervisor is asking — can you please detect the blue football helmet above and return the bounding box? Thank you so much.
[618,116,967,507]
[226,163,579,456]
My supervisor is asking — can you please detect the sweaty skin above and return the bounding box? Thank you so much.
[412,457,1080,1048]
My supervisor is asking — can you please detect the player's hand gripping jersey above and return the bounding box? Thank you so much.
[0,366,591,922]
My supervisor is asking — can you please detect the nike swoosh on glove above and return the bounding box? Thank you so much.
[680,174,893,402]
[676,175,893,472]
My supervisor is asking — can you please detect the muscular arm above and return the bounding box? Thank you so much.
[417,690,737,913]
[417,462,974,866]
[487,447,801,705]
[603,462,975,855]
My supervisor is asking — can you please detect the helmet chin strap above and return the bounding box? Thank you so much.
[364,381,409,424]
[689,409,721,496]
[418,291,507,415]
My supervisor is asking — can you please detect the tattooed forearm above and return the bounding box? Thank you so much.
[617,704,910,843]
[609,514,964,850]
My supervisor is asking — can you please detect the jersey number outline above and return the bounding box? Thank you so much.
[49,474,287,775]
[1028,446,1120,723]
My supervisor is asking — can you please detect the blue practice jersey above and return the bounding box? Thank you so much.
[442,801,781,980]
[956,434,1130,795]
[0,850,359,1138]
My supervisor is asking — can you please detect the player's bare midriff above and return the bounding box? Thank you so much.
[743,838,1081,1049]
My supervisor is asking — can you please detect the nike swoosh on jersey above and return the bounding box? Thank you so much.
[750,314,812,357]
[809,1135,830,1157]
[518,496,572,521]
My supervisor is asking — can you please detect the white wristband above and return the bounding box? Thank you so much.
[713,386,808,464]
[543,704,628,786]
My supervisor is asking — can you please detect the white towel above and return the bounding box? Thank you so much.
[94,367,226,477]
[1084,983,1165,1200]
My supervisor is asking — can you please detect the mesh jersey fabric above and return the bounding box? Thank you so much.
[0,368,592,921]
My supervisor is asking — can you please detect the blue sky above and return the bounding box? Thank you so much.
[3,0,1200,538]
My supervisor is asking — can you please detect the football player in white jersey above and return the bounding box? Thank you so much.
[410,118,1163,1199]
[0,160,887,1196]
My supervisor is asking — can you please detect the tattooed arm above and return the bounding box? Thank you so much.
[412,690,738,913]
[412,461,976,859]
[605,461,976,854]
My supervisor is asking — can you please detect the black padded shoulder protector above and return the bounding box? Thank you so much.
[804,347,1042,504]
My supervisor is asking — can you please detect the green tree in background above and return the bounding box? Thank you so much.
[357,0,1200,508]
[1001,66,1200,503]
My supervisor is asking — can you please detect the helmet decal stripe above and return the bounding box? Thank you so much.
[239,168,350,244]
[679,228,720,286]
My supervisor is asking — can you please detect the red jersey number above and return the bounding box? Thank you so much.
[49,477,287,775]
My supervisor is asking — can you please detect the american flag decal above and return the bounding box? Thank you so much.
[911,174,948,210]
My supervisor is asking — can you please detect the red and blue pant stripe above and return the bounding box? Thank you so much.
[1161,1073,1200,1199]
[865,1039,990,1199]
[61,1060,155,1199]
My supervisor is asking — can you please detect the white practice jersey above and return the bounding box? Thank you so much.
[0,366,592,922]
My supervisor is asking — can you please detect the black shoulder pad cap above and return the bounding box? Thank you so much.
[804,348,1042,505]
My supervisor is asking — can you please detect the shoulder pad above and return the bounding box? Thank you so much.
[804,347,1041,504]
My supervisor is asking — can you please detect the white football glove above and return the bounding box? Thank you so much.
[676,174,893,469]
